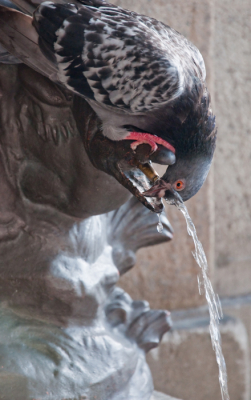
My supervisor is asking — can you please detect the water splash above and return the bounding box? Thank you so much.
[157,213,164,233]
[177,201,230,400]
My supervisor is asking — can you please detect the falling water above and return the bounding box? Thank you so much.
[177,201,230,400]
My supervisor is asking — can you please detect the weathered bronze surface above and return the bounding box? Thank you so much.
[0,61,173,399]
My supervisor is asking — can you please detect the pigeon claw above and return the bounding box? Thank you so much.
[124,132,176,155]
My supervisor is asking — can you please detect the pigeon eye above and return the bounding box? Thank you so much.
[174,180,185,191]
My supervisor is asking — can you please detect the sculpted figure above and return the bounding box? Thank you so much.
[0,0,216,399]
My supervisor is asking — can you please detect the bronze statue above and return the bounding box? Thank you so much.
[0,58,175,400]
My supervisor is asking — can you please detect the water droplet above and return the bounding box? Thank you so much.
[157,214,163,233]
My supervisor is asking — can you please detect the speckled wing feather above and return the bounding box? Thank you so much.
[34,0,206,114]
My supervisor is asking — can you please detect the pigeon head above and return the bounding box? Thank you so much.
[162,155,212,203]
[143,154,213,206]
[77,85,216,213]
[142,87,217,206]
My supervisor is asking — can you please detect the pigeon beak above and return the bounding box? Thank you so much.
[164,188,182,205]
[143,179,182,206]
[143,179,173,198]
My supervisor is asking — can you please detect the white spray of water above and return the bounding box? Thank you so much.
[177,201,230,400]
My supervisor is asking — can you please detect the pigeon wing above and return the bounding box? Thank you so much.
[33,1,206,114]
[0,0,206,114]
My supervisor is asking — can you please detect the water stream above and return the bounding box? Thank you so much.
[158,200,230,400]
[178,202,230,400]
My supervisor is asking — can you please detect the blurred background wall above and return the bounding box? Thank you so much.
[112,1,251,399]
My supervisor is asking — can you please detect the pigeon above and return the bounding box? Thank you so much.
[0,0,217,212]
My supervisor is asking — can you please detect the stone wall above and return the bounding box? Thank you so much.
[214,0,251,298]
[115,0,251,399]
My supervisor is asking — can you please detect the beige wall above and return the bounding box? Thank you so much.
[214,0,251,297]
